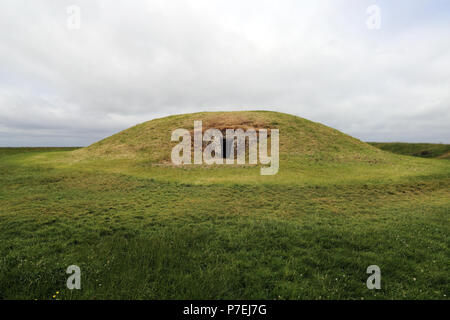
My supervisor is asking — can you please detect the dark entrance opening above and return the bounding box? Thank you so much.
[222,138,227,159]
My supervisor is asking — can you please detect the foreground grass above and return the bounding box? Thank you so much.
[0,148,449,299]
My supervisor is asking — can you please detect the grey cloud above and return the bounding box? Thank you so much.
[0,0,449,146]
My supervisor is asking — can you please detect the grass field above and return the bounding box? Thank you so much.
[369,142,450,159]
[0,112,449,300]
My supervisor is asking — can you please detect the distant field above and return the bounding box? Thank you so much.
[0,147,80,157]
[369,142,450,159]
[1,112,449,300]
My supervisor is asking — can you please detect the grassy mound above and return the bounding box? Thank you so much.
[74,111,384,162]
[24,111,449,185]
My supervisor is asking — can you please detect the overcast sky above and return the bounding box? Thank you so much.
[1,0,449,146]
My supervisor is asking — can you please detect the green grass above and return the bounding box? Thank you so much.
[369,142,450,159]
[0,112,449,300]
[1,148,449,300]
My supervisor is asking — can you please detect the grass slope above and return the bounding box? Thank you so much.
[369,142,450,159]
[0,111,449,300]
